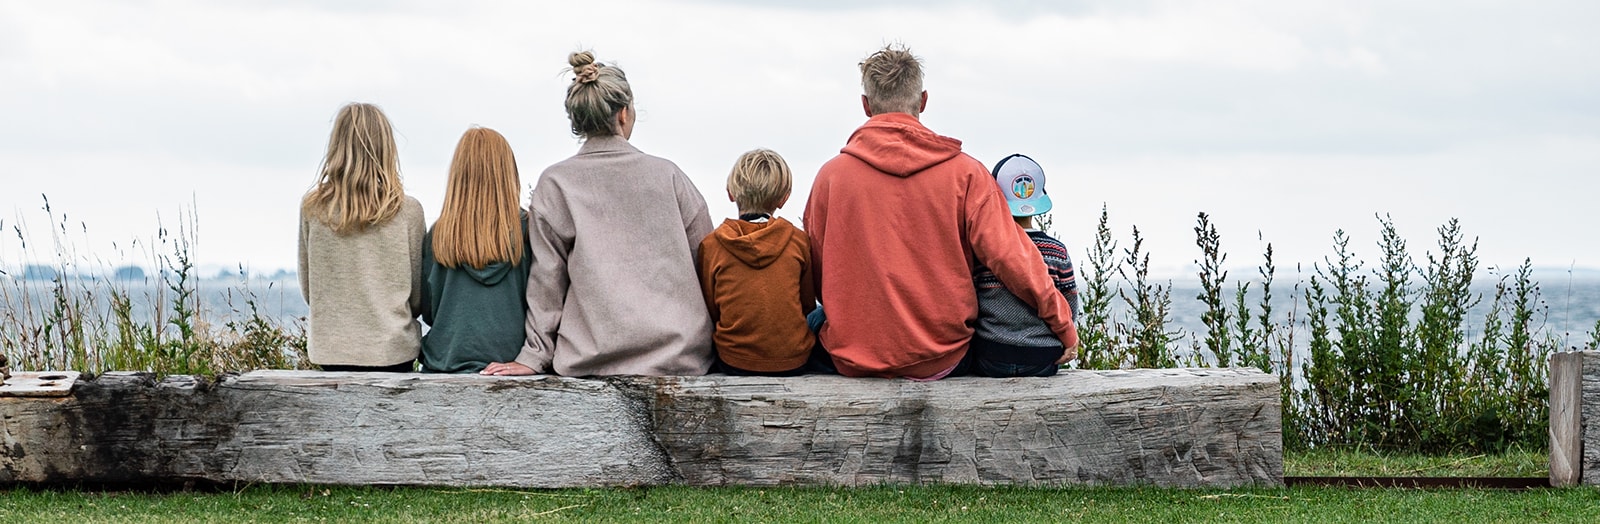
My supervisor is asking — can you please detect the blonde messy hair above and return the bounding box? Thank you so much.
[859,44,925,116]
[726,149,792,215]
[431,127,524,269]
[303,102,406,234]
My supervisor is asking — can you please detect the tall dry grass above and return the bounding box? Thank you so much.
[1,196,307,376]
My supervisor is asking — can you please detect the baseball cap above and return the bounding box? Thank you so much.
[992,153,1052,217]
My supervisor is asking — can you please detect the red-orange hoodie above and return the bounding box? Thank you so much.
[804,112,1078,378]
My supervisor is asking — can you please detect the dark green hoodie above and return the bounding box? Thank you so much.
[419,213,532,373]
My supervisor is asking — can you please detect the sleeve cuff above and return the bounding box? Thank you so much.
[514,346,552,374]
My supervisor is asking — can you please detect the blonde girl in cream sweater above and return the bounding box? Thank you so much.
[298,102,425,372]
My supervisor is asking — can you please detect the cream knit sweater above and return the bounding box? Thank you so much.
[298,196,425,367]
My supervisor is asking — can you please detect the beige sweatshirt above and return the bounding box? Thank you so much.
[298,196,425,367]
[516,135,715,376]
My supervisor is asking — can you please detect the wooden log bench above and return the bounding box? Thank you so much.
[1551,350,1600,486]
[1,368,1282,488]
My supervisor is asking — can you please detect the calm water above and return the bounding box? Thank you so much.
[4,275,1598,353]
[1157,279,1600,363]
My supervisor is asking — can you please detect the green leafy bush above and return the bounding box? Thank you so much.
[1071,207,1566,454]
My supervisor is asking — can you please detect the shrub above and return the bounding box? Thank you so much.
[1192,214,1561,454]
[1076,205,1124,370]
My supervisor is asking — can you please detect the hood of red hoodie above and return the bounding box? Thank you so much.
[840,112,963,177]
[713,217,795,269]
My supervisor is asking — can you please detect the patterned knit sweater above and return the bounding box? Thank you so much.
[972,229,1083,350]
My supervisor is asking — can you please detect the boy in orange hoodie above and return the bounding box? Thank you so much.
[696,149,818,375]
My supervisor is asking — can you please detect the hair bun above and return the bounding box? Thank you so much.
[569,51,601,84]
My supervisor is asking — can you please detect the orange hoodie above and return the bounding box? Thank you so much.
[696,217,817,372]
[804,112,1078,378]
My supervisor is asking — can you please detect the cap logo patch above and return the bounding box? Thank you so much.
[1011,175,1036,199]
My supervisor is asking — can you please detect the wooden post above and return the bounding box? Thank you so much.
[1550,352,1583,487]
[1550,350,1600,487]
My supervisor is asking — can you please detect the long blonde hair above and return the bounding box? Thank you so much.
[303,102,406,234]
[432,127,523,269]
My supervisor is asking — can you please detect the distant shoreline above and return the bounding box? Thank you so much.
[7,265,1600,285]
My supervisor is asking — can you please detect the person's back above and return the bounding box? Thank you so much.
[419,127,532,374]
[697,150,816,375]
[486,51,713,377]
[526,137,713,376]
[804,45,1078,379]
[298,102,424,372]
[970,154,1084,377]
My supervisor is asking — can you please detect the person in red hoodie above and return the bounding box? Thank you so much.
[803,44,1079,380]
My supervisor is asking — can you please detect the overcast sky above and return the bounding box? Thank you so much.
[2,0,1597,280]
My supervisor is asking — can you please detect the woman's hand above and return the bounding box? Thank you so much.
[481,361,537,376]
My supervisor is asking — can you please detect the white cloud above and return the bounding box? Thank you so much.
[1,0,1596,277]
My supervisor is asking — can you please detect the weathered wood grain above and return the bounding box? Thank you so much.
[1549,351,1600,487]
[0,372,217,483]
[1,371,673,487]
[632,368,1281,487]
[1586,352,1600,487]
[1550,352,1584,487]
[1,368,1283,488]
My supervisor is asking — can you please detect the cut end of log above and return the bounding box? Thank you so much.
[0,370,78,397]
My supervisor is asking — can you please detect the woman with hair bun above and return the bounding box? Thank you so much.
[480,51,714,377]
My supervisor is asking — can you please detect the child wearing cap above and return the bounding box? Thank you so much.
[696,149,819,376]
[969,153,1084,377]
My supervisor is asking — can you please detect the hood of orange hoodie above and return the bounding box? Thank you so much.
[713,217,795,269]
[840,112,964,177]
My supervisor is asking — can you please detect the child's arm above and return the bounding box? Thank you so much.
[1040,237,1085,327]
[696,236,721,324]
[406,199,425,319]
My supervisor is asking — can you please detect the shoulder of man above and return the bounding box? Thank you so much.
[947,152,997,188]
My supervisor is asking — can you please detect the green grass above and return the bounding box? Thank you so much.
[1287,448,1548,477]
[0,451,1573,522]
[2,484,1597,523]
